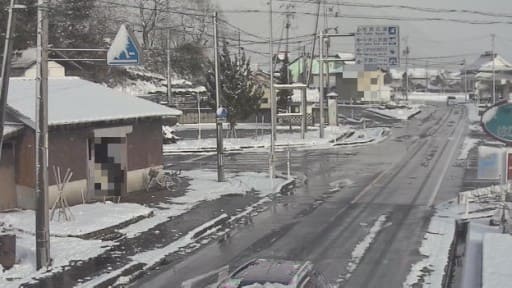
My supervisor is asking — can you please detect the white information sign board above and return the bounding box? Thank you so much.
[355,25,400,70]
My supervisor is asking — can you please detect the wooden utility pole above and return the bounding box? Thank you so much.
[35,0,50,269]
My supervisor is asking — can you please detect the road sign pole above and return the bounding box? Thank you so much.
[167,29,173,106]
[269,0,276,181]
[0,0,18,160]
[213,12,224,182]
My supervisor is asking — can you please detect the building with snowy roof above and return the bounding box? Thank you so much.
[0,77,182,210]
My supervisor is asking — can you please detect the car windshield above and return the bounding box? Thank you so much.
[1,1,510,288]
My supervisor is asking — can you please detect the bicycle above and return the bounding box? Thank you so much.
[145,168,182,192]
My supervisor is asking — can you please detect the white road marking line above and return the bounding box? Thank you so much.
[427,119,466,207]
[182,153,215,163]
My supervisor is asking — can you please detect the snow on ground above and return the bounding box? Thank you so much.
[458,137,480,160]
[466,103,480,123]
[408,92,467,103]
[77,214,231,288]
[165,126,388,153]
[482,233,512,288]
[1,233,112,288]
[366,106,421,120]
[333,127,388,146]
[403,189,505,288]
[118,170,285,238]
[337,215,388,284]
[173,170,284,204]
[0,202,153,237]
[403,200,460,287]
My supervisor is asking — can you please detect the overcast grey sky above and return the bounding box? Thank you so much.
[212,0,512,71]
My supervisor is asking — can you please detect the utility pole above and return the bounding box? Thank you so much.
[403,37,410,101]
[166,29,173,106]
[319,30,325,138]
[491,33,496,104]
[285,14,291,66]
[425,60,429,93]
[269,0,276,180]
[35,0,50,270]
[0,0,18,160]
[463,60,468,102]
[213,12,224,182]
[238,30,241,59]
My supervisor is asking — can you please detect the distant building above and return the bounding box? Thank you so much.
[463,51,512,102]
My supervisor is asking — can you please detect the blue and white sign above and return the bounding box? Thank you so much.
[216,107,228,119]
[107,24,142,66]
[355,25,400,70]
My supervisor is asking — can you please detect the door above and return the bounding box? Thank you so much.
[90,137,127,197]
[0,143,16,210]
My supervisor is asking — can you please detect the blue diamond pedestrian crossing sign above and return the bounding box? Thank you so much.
[107,24,142,66]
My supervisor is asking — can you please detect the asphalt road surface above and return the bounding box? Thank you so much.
[135,103,468,288]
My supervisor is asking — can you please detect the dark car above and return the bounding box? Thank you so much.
[217,259,332,288]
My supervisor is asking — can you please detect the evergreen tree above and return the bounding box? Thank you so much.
[49,0,109,53]
[276,56,293,112]
[205,41,263,133]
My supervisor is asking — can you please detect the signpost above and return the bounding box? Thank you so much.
[355,25,400,70]
[107,24,142,66]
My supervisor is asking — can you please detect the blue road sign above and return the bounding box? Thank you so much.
[107,24,142,66]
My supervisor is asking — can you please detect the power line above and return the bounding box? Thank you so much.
[275,0,512,19]
[94,0,512,26]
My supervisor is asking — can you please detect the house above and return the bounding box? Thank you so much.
[0,77,182,210]
[463,51,512,102]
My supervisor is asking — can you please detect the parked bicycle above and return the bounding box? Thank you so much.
[145,168,182,192]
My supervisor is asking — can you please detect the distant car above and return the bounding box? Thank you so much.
[447,96,457,105]
[217,259,332,288]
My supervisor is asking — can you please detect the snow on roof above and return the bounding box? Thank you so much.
[482,233,512,288]
[337,52,355,61]
[3,122,23,137]
[389,68,443,79]
[466,52,512,72]
[11,48,37,69]
[7,77,182,126]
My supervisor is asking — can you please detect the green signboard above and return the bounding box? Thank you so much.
[481,101,512,144]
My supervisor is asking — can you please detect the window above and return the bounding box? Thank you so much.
[371,77,378,85]
[261,98,269,104]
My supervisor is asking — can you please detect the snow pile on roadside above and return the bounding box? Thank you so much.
[403,201,458,287]
[366,106,421,120]
[118,170,285,238]
[408,92,466,103]
[482,233,512,288]
[173,170,285,204]
[0,202,153,237]
[77,214,231,288]
[403,197,500,288]
[164,126,351,152]
[458,137,480,160]
[334,127,388,146]
[466,103,480,123]
[338,215,388,284]
[0,234,112,288]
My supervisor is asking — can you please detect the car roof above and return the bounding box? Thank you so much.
[231,259,308,285]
